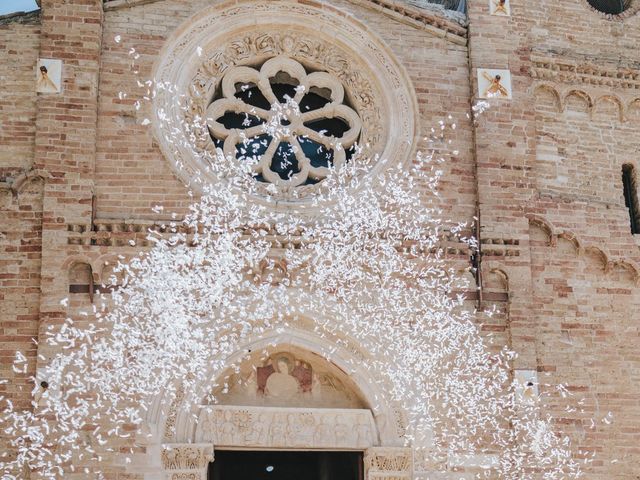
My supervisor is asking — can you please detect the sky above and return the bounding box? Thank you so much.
[0,0,39,15]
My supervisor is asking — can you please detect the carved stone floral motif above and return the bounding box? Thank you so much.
[187,32,378,200]
[206,56,362,188]
[171,474,200,480]
[196,405,377,449]
[164,384,185,439]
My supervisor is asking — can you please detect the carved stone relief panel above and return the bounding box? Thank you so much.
[364,447,413,480]
[196,405,377,449]
[164,384,185,439]
[161,444,213,480]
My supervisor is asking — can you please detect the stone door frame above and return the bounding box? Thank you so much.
[158,404,412,480]
[159,443,412,480]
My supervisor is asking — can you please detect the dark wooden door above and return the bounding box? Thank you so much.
[210,450,363,480]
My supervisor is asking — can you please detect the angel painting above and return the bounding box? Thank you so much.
[490,0,510,16]
[514,370,538,406]
[36,59,62,93]
[478,69,512,99]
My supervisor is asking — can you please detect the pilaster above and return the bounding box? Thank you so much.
[467,0,539,369]
[34,0,103,362]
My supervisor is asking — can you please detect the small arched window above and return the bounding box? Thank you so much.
[622,164,640,234]
[68,262,94,301]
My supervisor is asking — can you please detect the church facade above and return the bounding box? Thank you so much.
[1,0,639,478]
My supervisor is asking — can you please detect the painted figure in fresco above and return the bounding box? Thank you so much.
[492,0,509,15]
[257,354,313,399]
[37,65,58,93]
[265,358,299,398]
[482,72,510,98]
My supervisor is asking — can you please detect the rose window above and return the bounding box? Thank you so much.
[206,57,362,187]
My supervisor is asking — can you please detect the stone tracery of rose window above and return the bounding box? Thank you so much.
[206,56,362,187]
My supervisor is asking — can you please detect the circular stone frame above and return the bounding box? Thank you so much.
[585,0,640,18]
[152,0,418,209]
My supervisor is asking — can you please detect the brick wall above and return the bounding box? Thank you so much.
[0,12,40,179]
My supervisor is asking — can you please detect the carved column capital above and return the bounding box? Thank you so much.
[161,443,214,480]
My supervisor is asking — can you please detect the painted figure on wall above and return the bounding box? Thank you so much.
[483,72,509,97]
[36,59,62,93]
[478,69,512,99]
[213,349,366,408]
[490,0,510,16]
[257,353,313,398]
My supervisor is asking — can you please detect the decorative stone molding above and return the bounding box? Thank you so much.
[351,0,467,43]
[531,82,640,123]
[152,0,417,208]
[530,54,640,91]
[364,447,413,480]
[526,215,640,286]
[196,405,377,449]
[164,385,185,440]
[0,168,49,196]
[163,329,410,447]
[168,474,200,480]
[161,443,213,480]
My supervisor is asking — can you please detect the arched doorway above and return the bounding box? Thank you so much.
[137,330,414,480]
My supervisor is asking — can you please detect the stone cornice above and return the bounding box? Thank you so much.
[350,0,467,44]
[530,51,640,91]
[102,0,467,44]
[103,0,157,10]
[0,9,40,25]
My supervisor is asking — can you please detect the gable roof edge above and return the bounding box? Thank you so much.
[103,0,467,45]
